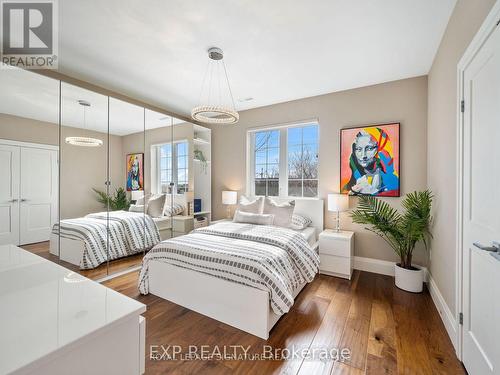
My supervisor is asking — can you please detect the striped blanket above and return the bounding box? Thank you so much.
[54,211,160,269]
[138,222,319,315]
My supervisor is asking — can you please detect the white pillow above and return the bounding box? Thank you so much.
[263,197,295,227]
[135,194,150,205]
[290,213,312,230]
[237,196,264,214]
[147,194,166,218]
[233,210,274,225]
[164,203,185,216]
[128,204,145,213]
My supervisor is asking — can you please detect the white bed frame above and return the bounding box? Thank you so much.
[148,198,324,339]
[49,194,187,268]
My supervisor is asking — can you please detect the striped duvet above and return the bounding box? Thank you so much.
[138,222,319,315]
[53,211,160,269]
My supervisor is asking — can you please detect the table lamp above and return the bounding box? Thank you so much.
[222,191,237,219]
[328,193,349,232]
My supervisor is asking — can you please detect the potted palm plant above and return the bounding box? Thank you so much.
[350,190,432,293]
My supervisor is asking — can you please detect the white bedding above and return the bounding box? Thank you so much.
[299,226,317,247]
[53,211,161,269]
[139,222,320,315]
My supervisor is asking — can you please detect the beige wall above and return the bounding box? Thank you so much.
[210,76,428,264]
[427,0,496,313]
[0,113,124,219]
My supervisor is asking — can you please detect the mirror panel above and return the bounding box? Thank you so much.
[109,97,145,276]
[0,69,60,255]
[60,82,109,279]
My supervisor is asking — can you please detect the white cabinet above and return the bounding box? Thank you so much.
[172,215,194,237]
[0,245,146,375]
[318,230,354,280]
[0,141,58,246]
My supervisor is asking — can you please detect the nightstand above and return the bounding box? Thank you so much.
[318,230,354,280]
[172,216,194,237]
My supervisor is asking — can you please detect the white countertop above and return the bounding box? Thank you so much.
[0,245,146,374]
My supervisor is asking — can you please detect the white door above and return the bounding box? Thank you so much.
[0,145,20,245]
[462,22,500,375]
[19,147,58,245]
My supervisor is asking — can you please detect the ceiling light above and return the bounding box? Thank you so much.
[65,100,103,147]
[191,47,239,125]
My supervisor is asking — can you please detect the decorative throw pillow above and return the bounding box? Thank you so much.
[238,196,264,214]
[233,210,274,225]
[128,204,145,213]
[164,203,185,217]
[147,194,166,218]
[263,197,295,227]
[135,194,149,205]
[290,213,312,230]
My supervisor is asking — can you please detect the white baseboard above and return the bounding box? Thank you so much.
[353,256,457,351]
[353,256,397,277]
[427,274,458,351]
[353,256,429,281]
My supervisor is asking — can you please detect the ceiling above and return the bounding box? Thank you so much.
[0,68,182,136]
[55,0,457,117]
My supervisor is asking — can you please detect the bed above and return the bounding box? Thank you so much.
[50,194,187,269]
[138,198,323,339]
[50,211,161,269]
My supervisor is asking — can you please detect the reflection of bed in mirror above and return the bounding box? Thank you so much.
[50,194,187,270]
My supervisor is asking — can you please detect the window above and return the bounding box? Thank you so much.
[254,129,280,196]
[154,140,189,194]
[287,125,319,197]
[248,122,319,198]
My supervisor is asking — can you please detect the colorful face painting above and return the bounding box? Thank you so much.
[126,153,144,191]
[340,123,400,197]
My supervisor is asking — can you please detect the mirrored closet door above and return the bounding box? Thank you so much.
[0,68,59,253]
[0,67,211,281]
[60,82,110,279]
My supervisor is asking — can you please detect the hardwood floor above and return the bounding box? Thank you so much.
[103,270,465,375]
[20,241,144,280]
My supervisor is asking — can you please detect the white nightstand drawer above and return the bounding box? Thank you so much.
[320,254,352,279]
[319,230,353,258]
[172,217,194,233]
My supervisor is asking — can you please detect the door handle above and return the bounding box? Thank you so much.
[8,199,18,203]
[20,198,28,202]
[473,242,499,252]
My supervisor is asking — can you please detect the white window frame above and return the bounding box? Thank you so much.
[151,139,189,194]
[246,119,320,199]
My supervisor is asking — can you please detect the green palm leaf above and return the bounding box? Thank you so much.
[350,191,433,269]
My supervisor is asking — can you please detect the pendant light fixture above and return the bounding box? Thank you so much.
[65,100,103,147]
[191,47,239,125]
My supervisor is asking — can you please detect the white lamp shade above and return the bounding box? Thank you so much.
[184,191,194,202]
[222,191,237,205]
[328,193,349,212]
[130,190,143,201]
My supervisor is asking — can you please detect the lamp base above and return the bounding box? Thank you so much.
[226,206,232,220]
[334,211,341,232]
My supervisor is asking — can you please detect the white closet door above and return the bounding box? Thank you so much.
[0,145,20,245]
[19,147,58,245]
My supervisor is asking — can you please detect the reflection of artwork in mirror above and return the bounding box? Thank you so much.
[126,153,144,191]
[340,123,400,197]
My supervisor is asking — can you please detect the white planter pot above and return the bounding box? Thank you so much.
[394,264,424,293]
